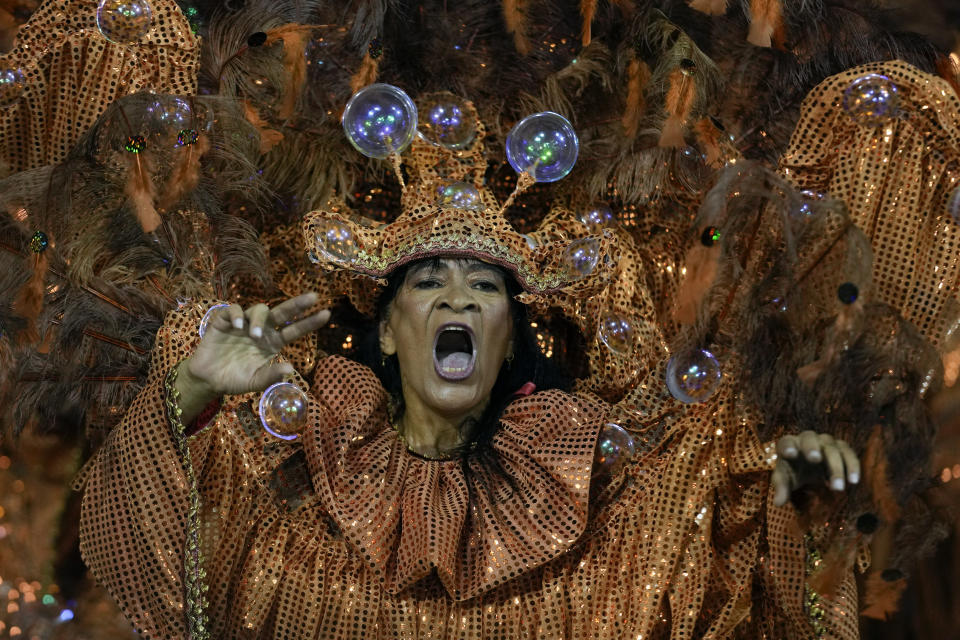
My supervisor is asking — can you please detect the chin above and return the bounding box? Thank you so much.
[428,381,490,419]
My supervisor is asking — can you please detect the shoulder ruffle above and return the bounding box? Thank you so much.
[303,356,605,600]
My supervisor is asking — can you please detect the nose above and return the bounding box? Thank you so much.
[438,280,478,313]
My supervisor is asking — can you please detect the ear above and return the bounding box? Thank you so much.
[380,318,397,356]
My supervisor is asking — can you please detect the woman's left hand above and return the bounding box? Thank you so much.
[771,430,861,506]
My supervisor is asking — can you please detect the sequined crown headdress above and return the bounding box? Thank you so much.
[302,85,618,314]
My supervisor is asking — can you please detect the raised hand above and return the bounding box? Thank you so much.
[771,430,861,507]
[175,293,330,422]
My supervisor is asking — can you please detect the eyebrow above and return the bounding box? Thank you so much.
[407,259,504,278]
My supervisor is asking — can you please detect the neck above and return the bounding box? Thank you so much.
[397,396,487,459]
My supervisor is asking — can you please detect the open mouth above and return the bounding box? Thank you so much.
[433,323,477,381]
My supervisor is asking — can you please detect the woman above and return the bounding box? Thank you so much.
[79,245,858,639]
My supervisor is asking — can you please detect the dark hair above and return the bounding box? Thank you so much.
[354,257,572,464]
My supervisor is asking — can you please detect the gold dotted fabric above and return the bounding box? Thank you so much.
[77,304,846,639]
[0,0,199,173]
[781,60,960,349]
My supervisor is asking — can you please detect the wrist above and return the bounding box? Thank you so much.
[173,358,220,424]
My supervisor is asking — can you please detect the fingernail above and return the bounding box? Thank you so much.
[848,472,860,484]
[808,451,822,462]
[831,478,845,491]
[233,318,244,329]
[784,447,797,457]
[251,327,262,338]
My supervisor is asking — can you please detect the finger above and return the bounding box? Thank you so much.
[799,430,822,463]
[777,435,800,459]
[820,437,846,491]
[279,310,331,345]
[270,292,321,327]
[249,361,295,392]
[246,303,270,340]
[836,440,861,485]
[211,303,246,332]
[772,461,794,506]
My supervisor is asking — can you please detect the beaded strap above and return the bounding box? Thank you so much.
[165,363,211,640]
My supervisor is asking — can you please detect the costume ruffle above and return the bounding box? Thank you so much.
[303,356,606,601]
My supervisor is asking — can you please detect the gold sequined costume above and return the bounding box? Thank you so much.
[78,300,843,639]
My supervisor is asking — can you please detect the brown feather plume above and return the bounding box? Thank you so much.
[12,252,47,345]
[503,0,531,55]
[265,24,314,121]
[861,571,908,620]
[123,153,161,233]
[747,0,784,48]
[864,425,902,523]
[695,117,722,167]
[622,57,650,139]
[674,241,719,325]
[659,68,695,148]
[350,52,381,94]
[580,0,598,47]
[688,0,727,16]
[243,100,284,153]
[156,135,212,215]
[797,299,863,386]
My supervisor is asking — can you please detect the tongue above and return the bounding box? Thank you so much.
[439,352,471,371]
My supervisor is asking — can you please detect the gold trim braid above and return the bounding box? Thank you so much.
[164,363,211,640]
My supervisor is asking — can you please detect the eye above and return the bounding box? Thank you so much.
[472,279,501,292]
[413,278,443,289]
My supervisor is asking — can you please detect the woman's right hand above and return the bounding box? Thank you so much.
[176,293,330,420]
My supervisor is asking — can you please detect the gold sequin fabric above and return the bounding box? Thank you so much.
[76,304,850,639]
[0,0,199,173]
[781,60,960,349]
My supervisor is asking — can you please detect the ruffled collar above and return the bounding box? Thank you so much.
[303,356,605,601]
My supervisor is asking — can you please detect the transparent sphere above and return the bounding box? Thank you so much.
[146,96,193,130]
[316,219,359,263]
[505,111,579,182]
[96,0,154,45]
[842,74,899,128]
[437,181,482,210]
[198,303,230,338]
[578,203,615,233]
[562,237,600,279]
[598,314,634,355]
[342,83,418,159]
[0,67,25,109]
[666,348,722,403]
[258,382,307,440]
[419,93,476,149]
[592,422,635,478]
[792,189,825,218]
[948,185,960,224]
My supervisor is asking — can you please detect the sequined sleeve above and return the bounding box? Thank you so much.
[78,313,214,638]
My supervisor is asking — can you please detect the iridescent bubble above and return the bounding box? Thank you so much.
[316,219,359,263]
[948,185,960,224]
[342,83,418,159]
[505,112,579,183]
[598,314,634,355]
[842,74,899,128]
[792,190,825,218]
[419,93,476,149]
[258,382,307,440]
[666,348,722,403]
[577,204,615,233]
[198,303,230,338]
[96,0,154,45]
[147,95,193,130]
[437,181,482,210]
[562,237,600,279]
[592,422,635,478]
[0,67,25,109]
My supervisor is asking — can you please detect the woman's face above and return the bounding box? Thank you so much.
[380,258,514,423]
